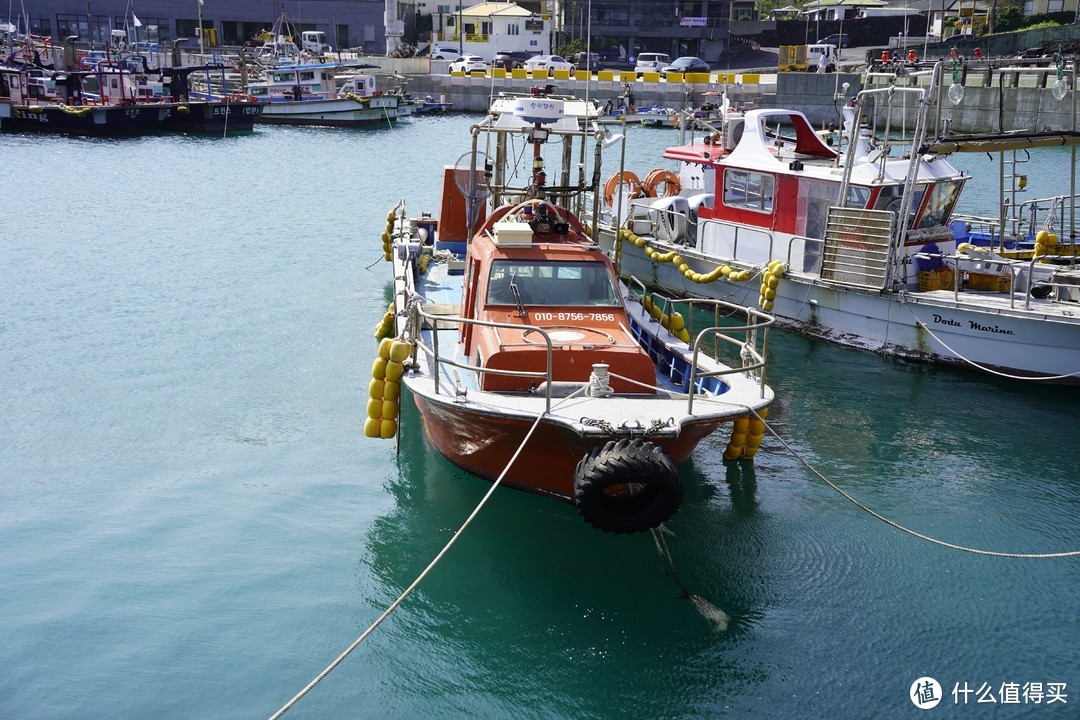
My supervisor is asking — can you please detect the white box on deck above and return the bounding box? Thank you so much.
[492,221,534,245]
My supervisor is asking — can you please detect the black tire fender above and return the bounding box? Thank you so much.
[573,439,682,534]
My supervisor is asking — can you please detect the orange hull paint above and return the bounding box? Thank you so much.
[413,393,725,502]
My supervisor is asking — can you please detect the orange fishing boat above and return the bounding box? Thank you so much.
[368,90,775,533]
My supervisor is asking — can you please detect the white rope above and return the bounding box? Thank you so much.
[727,402,1080,559]
[268,385,592,719]
[910,315,1080,381]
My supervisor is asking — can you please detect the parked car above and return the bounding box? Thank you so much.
[429,45,461,60]
[571,52,604,71]
[660,56,711,77]
[492,50,533,70]
[448,54,489,74]
[523,54,575,77]
[634,52,672,74]
[818,33,850,48]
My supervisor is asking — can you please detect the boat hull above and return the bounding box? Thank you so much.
[410,389,726,502]
[254,97,397,127]
[0,100,258,135]
[609,235,1080,381]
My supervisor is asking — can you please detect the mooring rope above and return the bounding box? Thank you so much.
[735,402,1080,559]
[268,385,597,719]
[605,369,1080,559]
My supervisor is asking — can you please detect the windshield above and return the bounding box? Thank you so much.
[486,260,619,306]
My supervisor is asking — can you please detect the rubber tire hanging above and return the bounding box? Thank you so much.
[573,439,683,534]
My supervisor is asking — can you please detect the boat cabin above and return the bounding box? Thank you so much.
[656,108,967,275]
[459,201,657,394]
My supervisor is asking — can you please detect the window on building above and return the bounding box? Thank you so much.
[56,14,110,46]
[18,14,51,36]
[507,24,519,36]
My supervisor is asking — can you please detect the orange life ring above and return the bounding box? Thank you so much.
[642,168,681,198]
[603,171,644,207]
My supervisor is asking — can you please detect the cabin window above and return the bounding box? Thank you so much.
[486,261,619,306]
[723,170,774,213]
[917,180,963,229]
[875,184,926,229]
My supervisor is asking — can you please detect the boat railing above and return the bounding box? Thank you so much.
[953,193,1080,251]
[625,278,774,407]
[409,301,557,411]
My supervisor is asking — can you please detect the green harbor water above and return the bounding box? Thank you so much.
[1,116,1077,719]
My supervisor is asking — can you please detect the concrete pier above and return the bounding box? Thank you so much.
[396,68,1079,134]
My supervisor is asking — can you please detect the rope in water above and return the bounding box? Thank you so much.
[268,382,602,719]
[737,401,1080,559]
[605,370,1080,559]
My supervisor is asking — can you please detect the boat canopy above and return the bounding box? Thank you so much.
[921,130,1080,154]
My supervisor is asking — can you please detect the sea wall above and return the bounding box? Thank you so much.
[399,69,1080,134]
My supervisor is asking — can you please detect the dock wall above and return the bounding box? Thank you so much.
[399,70,1080,133]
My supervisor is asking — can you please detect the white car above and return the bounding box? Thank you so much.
[522,54,575,77]
[634,52,672,73]
[429,46,461,60]
[448,55,489,74]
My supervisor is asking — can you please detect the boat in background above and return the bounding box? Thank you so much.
[0,60,260,135]
[369,89,775,533]
[597,58,1080,383]
[237,62,399,127]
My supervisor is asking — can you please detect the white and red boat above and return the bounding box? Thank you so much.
[371,90,775,533]
[598,59,1080,383]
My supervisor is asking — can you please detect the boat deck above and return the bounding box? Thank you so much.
[914,287,1080,320]
[406,258,771,428]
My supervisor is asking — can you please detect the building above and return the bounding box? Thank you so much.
[550,0,738,64]
[9,1,389,54]
[426,1,550,56]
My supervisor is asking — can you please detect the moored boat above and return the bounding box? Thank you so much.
[597,59,1080,383]
[0,62,260,135]
[369,90,776,533]
[243,63,399,127]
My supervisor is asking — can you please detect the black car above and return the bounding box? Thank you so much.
[818,33,850,48]
[571,52,604,71]
[659,56,711,77]
[492,51,533,70]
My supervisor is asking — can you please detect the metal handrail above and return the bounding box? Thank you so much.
[625,277,774,408]
[410,299,555,412]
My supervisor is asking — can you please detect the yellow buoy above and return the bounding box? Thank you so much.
[382,380,400,402]
[363,417,382,438]
[372,357,388,379]
[384,360,404,383]
[389,340,413,363]
[366,398,383,418]
[369,378,385,400]
[380,419,397,439]
[378,337,394,360]
[733,417,750,434]
[381,400,400,420]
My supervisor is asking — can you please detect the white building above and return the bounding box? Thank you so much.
[432,1,550,57]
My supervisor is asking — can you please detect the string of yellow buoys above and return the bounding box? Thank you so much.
[723,410,768,461]
[1034,229,1059,262]
[365,337,413,439]
[617,227,785,314]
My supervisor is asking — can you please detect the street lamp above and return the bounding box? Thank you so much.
[458,3,462,54]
